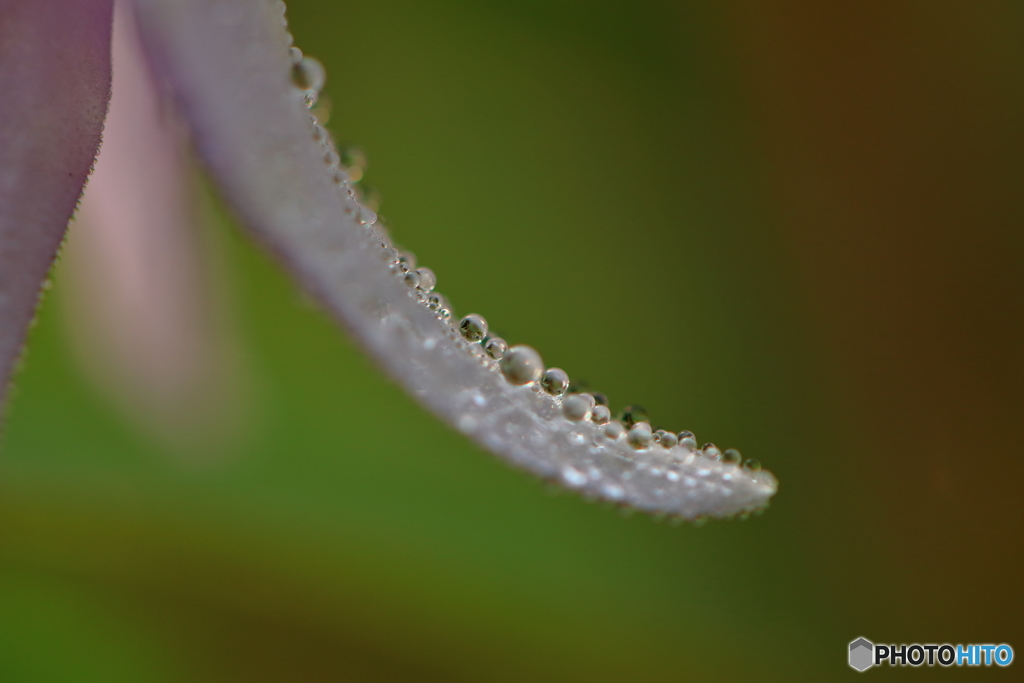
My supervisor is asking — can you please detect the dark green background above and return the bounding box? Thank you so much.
[2,0,1021,680]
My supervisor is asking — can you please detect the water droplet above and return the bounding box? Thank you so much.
[678,430,694,441]
[288,46,303,65]
[484,336,508,360]
[616,405,649,429]
[627,423,653,449]
[416,267,436,293]
[561,466,587,488]
[380,247,399,264]
[742,458,761,472]
[591,404,611,425]
[601,421,625,440]
[500,345,544,385]
[540,368,569,397]
[654,430,678,449]
[403,271,421,288]
[291,56,326,93]
[722,448,742,465]
[426,293,448,312]
[562,393,595,421]
[459,314,488,342]
[703,443,721,458]
[357,207,377,225]
[592,392,608,406]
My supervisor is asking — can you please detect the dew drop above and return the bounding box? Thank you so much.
[500,345,544,385]
[416,267,436,293]
[484,336,508,360]
[627,423,653,449]
[402,271,421,288]
[357,207,377,226]
[654,430,678,449]
[459,314,488,342]
[722,448,742,465]
[616,405,649,429]
[591,404,611,425]
[397,252,416,272]
[703,443,721,458]
[291,56,326,93]
[601,421,625,440]
[561,466,588,488]
[562,393,595,421]
[540,368,569,397]
[742,458,762,472]
[288,46,303,65]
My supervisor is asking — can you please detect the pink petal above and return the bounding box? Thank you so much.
[0,0,114,408]
[134,0,776,519]
[64,2,248,453]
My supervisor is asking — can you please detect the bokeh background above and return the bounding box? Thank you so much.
[2,0,1022,680]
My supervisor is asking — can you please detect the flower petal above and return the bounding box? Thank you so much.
[134,0,776,519]
[0,0,114,409]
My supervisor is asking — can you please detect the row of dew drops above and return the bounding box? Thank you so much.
[278,1,759,474]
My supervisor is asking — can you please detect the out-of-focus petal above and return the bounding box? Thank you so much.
[64,2,249,456]
[0,0,114,409]
[134,0,775,519]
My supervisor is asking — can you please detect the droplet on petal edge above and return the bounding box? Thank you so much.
[133,0,777,520]
[0,0,114,412]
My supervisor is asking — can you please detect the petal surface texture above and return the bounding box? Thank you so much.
[135,0,776,519]
[0,0,114,406]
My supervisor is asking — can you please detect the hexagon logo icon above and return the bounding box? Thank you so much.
[849,637,874,671]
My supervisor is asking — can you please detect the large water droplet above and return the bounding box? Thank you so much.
[601,421,625,440]
[722,448,742,465]
[459,314,488,342]
[591,404,611,425]
[500,345,544,385]
[416,267,436,293]
[627,423,653,449]
[484,336,508,360]
[540,368,569,397]
[402,271,421,288]
[562,393,594,421]
[291,56,325,93]
[654,430,677,449]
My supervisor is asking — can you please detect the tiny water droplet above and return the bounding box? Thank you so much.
[409,267,434,292]
[540,368,569,397]
[722,448,742,465]
[397,252,416,272]
[500,345,544,385]
[591,404,611,425]
[459,314,488,342]
[562,393,595,421]
[484,336,508,360]
[742,458,761,472]
[654,430,677,449]
[616,405,649,429]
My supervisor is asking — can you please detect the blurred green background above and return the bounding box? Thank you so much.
[2,0,1022,680]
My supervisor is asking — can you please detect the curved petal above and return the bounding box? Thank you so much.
[0,0,114,409]
[134,0,776,520]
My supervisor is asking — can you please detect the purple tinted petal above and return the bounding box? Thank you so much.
[135,0,776,519]
[0,0,114,408]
